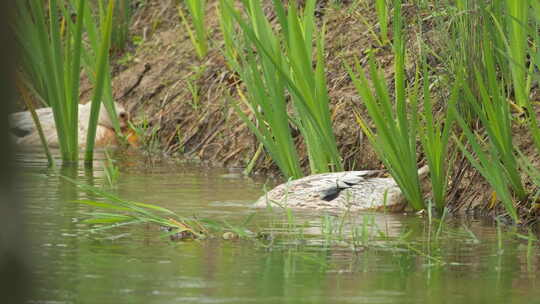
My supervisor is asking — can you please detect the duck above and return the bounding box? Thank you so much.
[253,166,429,212]
[9,102,130,148]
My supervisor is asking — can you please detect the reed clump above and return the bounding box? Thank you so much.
[344,0,540,219]
[348,0,426,211]
[14,0,119,164]
[222,0,342,179]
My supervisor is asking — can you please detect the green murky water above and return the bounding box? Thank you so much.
[19,151,540,303]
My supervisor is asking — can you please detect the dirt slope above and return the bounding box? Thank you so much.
[101,0,540,221]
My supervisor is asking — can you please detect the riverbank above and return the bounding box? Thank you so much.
[94,0,539,222]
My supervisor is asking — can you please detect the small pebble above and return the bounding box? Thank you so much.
[222,232,238,240]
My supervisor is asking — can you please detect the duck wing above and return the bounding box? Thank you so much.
[9,108,55,137]
[321,171,383,201]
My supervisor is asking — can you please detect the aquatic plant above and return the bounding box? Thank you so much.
[438,0,483,122]
[375,0,389,45]
[223,0,342,178]
[178,0,208,59]
[72,0,123,138]
[14,0,118,164]
[66,176,205,238]
[451,37,521,222]
[218,0,238,69]
[15,76,54,165]
[350,214,376,249]
[80,1,118,164]
[503,0,529,109]
[103,150,119,188]
[279,1,343,173]
[420,62,458,212]
[111,0,133,53]
[15,0,85,162]
[222,1,302,179]
[528,1,540,153]
[431,0,540,221]
[347,0,424,210]
[128,120,160,157]
[490,0,540,155]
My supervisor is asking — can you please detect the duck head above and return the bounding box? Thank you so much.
[98,102,130,129]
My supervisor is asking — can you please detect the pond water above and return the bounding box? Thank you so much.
[18,151,540,304]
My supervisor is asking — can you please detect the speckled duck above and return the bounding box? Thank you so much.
[9,102,129,148]
[253,166,429,212]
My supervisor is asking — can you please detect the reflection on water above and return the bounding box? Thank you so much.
[18,151,540,304]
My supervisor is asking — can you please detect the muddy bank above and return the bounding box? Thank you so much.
[101,0,538,220]
[100,1,393,170]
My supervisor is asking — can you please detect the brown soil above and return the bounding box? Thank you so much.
[98,0,539,223]
[100,0,402,171]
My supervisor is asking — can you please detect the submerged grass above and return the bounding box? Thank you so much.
[103,150,119,188]
[65,176,206,238]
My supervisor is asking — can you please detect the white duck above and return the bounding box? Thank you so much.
[253,166,429,212]
[9,102,130,148]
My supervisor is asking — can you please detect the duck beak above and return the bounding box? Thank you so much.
[119,112,130,129]
[122,128,139,147]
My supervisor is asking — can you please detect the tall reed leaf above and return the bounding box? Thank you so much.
[452,117,518,223]
[179,0,208,59]
[504,0,529,108]
[375,0,388,45]
[491,2,540,155]
[111,0,132,53]
[231,58,303,179]
[420,63,458,212]
[15,77,54,165]
[282,1,342,173]
[530,0,540,90]
[15,0,86,162]
[347,0,424,210]
[231,1,302,179]
[451,40,522,222]
[223,0,342,177]
[218,0,238,69]
[74,0,122,136]
[15,0,118,163]
[85,0,115,164]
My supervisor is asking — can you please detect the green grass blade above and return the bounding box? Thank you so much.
[85,0,115,164]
